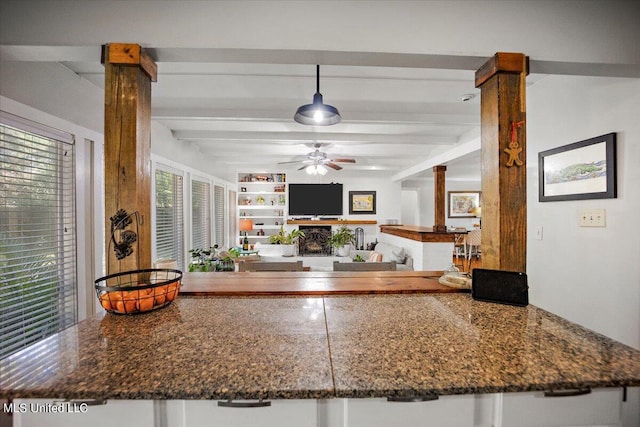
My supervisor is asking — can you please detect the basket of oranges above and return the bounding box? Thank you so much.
[95,269,182,315]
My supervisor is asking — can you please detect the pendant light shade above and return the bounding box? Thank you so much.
[294,65,341,126]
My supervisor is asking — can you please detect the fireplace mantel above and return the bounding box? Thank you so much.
[287,220,377,226]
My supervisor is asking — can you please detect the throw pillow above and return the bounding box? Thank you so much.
[368,251,383,262]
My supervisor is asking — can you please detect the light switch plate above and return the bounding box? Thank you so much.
[579,209,606,227]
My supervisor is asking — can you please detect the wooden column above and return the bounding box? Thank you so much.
[475,52,528,272]
[102,43,157,273]
[433,165,447,232]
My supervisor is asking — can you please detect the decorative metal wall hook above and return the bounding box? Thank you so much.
[109,209,140,263]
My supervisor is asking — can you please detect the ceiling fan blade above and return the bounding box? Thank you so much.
[277,160,304,164]
[331,158,356,163]
[297,165,307,171]
[326,162,343,170]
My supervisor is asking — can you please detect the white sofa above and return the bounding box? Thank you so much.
[353,242,413,271]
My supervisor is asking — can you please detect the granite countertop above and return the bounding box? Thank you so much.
[1,294,639,400]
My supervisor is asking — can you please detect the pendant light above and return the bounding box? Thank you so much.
[294,65,341,126]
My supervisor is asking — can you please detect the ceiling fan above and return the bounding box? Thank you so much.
[278,144,356,172]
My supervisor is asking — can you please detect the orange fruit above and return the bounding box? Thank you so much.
[114,300,126,313]
[166,283,179,301]
[137,295,155,312]
[123,299,137,313]
[99,293,113,311]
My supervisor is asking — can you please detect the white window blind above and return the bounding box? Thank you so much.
[213,185,225,247]
[191,179,211,250]
[155,169,184,271]
[228,189,237,247]
[0,116,77,359]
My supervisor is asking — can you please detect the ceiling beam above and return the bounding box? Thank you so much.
[391,137,481,182]
[171,130,458,145]
[3,45,638,77]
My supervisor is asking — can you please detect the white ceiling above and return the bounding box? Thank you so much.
[1,1,638,183]
[65,59,483,179]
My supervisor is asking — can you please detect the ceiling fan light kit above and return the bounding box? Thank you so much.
[294,65,341,126]
[305,163,328,175]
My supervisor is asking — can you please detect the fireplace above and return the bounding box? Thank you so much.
[298,226,332,256]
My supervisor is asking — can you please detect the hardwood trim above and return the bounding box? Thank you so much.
[102,43,158,82]
[379,225,456,243]
[433,165,447,232]
[475,52,528,88]
[180,271,463,296]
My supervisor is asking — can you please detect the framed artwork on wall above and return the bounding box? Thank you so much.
[448,191,481,218]
[349,191,376,214]
[539,133,617,202]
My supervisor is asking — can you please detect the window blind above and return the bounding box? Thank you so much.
[228,189,237,247]
[0,117,77,359]
[213,185,225,247]
[155,169,184,271]
[191,179,211,250]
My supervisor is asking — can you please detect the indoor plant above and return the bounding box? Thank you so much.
[329,224,355,257]
[268,225,305,257]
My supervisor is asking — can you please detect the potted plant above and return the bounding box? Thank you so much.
[268,225,305,257]
[188,245,218,272]
[329,224,355,257]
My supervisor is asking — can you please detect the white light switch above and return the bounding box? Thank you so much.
[536,226,543,240]
[579,209,606,227]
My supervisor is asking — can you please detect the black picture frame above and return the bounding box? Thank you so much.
[538,133,617,202]
[349,191,376,214]
[448,191,481,218]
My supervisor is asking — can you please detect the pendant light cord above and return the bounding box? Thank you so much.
[316,64,320,94]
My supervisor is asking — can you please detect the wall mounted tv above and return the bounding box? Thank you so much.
[288,183,343,217]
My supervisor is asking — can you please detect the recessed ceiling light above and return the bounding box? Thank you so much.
[459,93,476,102]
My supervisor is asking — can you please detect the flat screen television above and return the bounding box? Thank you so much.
[288,183,343,217]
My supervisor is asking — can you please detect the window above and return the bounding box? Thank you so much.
[0,113,77,359]
[191,179,210,250]
[213,184,225,247]
[155,168,184,271]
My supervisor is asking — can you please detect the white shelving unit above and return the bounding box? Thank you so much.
[237,172,287,245]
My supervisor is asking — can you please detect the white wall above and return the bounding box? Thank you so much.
[405,179,481,229]
[526,75,640,350]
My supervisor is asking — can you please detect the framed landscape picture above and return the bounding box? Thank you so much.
[539,133,617,202]
[349,191,376,214]
[448,191,481,218]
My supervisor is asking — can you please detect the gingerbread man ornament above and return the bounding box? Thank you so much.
[504,120,525,167]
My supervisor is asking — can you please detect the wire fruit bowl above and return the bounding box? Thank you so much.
[95,269,182,315]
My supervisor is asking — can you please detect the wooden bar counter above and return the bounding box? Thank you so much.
[379,225,456,242]
[180,271,462,296]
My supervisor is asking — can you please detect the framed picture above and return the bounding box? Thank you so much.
[448,191,481,218]
[539,133,616,202]
[349,191,376,214]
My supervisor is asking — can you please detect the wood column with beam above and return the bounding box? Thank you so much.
[475,52,528,272]
[102,43,157,273]
[433,165,447,232]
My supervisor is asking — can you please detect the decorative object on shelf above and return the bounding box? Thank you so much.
[240,187,247,192]
[257,229,265,236]
[448,191,481,218]
[354,227,365,250]
[256,195,265,205]
[328,223,356,257]
[239,219,253,251]
[294,65,341,126]
[349,191,376,215]
[538,132,617,202]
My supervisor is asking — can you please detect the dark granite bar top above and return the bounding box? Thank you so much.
[1,294,639,400]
